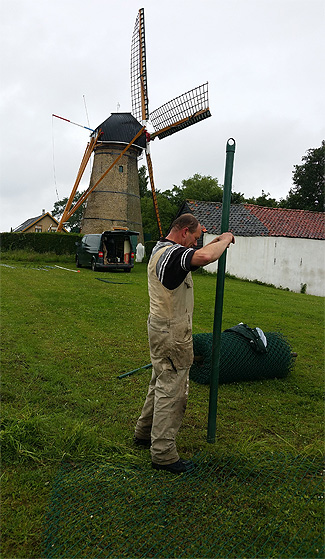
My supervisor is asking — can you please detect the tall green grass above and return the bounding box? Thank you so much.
[1,257,324,558]
[1,249,75,263]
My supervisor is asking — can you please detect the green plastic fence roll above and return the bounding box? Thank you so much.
[190,331,295,385]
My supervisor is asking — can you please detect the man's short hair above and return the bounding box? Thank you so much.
[171,213,199,233]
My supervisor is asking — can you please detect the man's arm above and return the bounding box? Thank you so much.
[191,232,235,267]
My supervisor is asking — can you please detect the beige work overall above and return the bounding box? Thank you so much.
[135,246,194,465]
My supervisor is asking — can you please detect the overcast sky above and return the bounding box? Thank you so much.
[0,0,324,232]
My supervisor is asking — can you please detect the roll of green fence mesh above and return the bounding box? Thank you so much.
[190,331,295,385]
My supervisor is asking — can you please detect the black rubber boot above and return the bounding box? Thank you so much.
[152,458,196,474]
[134,436,151,448]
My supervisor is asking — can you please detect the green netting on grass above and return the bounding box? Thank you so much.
[190,331,294,385]
[43,453,324,558]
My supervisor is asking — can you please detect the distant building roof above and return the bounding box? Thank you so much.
[244,204,325,239]
[13,212,66,233]
[178,201,325,240]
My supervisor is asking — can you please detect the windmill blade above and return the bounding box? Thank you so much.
[131,8,149,123]
[145,151,163,238]
[131,9,162,235]
[57,132,100,232]
[149,82,211,140]
[62,126,146,223]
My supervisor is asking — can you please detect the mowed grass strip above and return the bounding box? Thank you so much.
[1,257,324,558]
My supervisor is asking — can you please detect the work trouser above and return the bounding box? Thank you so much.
[135,314,193,465]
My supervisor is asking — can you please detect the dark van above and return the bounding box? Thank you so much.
[76,229,139,272]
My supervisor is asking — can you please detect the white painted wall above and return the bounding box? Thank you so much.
[203,235,325,297]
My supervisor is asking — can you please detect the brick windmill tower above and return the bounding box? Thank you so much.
[56,9,211,238]
[80,113,146,237]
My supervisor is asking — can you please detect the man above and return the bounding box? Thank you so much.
[134,214,235,474]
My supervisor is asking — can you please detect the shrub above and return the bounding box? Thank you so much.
[0,232,82,255]
[144,240,156,260]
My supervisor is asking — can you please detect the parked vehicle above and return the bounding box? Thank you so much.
[76,229,139,272]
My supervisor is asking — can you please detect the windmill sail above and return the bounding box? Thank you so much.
[130,11,211,237]
[150,83,211,140]
[131,8,149,123]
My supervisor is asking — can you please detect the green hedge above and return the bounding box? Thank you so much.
[144,240,157,260]
[0,232,83,255]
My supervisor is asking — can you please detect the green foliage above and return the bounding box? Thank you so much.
[52,190,86,232]
[284,140,325,211]
[140,172,225,241]
[231,190,246,204]
[138,165,150,198]
[1,416,51,464]
[168,173,223,206]
[245,190,280,207]
[141,193,178,239]
[139,165,178,240]
[144,240,157,260]
[300,283,307,294]
[0,232,82,255]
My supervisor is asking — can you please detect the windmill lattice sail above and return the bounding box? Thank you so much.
[149,83,211,140]
[130,8,149,123]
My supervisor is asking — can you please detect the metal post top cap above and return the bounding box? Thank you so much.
[226,138,236,152]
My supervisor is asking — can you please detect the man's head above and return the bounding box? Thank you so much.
[168,214,202,248]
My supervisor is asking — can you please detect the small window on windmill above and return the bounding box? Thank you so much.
[119,165,123,173]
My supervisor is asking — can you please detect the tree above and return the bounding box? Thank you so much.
[284,141,325,211]
[245,190,279,208]
[138,166,178,239]
[141,193,178,240]
[231,191,246,204]
[52,190,86,232]
[169,173,223,207]
[138,169,252,240]
[168,174,245,206]
[139,172,223,240]
[138,165,150,198]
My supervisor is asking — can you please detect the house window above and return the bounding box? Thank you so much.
[119,165,123,173]
[35,226,42,232]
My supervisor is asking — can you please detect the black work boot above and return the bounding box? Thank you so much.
[152,458,196,474]
[134,436,151,448]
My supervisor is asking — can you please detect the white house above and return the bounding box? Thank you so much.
[177,201,325,296]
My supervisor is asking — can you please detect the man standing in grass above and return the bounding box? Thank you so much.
[134,214,235,473]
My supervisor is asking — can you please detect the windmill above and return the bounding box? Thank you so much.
[56,8,211,237]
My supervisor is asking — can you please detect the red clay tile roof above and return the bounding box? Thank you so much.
[179,201,325,240]
[245,205,325,239]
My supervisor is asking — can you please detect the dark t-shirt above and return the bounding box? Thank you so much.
[152,238,198,290]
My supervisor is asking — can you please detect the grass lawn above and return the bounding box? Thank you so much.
[1,255,324,558]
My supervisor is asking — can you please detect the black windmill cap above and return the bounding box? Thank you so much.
[95,113,146,150]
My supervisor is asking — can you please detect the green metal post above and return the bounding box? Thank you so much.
[207,138,236,443]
